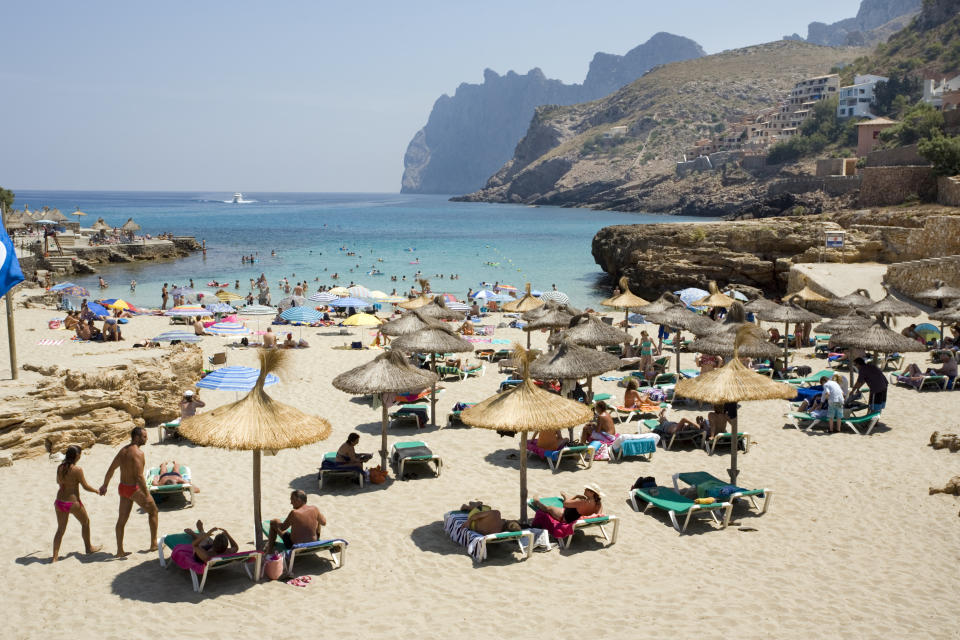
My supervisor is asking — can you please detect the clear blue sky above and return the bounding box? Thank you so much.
[2,0,861,193]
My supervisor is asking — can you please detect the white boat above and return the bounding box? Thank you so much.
[231,192,243,204]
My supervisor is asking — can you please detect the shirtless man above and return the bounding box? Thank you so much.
[99,427,158,557]
[265,490,326,554]
[262,327,277,348]
[534,428,568,451]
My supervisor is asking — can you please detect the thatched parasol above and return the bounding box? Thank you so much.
[391,324,473,427]
[646,304,717,372]
[704,301,748,336]
[215,290,244,302]
[828,319,929,355]
[502,282,544,313]
[602,276,650,330]
[71,208,87,217]
[332,349,438,469]
[637,292,680,316]
[92,217,110,232]
[44,208,69,223]
[693,281,736,309]
[461,346,593,522]
[549,313,632,348]
[743,297,781,315]
[532,336,621,406]
[121,217,141,232]
[813,311,871,334]
[523,305,574,348]
[398,278,434,310]
[417,295,466,321]
[916,280,960,317]
[929,304,960,346]
[675,325,796,483]
[784,285,830,303]
[865,289,920,319]
[688,332,783,360]
[178,350,332,549]
[380,309,433,337]
[829,288,873,309]
[756,299,820,362]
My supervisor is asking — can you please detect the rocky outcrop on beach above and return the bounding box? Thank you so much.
[784,0,920,46]
[401,33,704,195]
[0,345,202,460]
[456,41,863,212]
[591,205,960,297]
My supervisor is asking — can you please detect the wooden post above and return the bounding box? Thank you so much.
[728,423,739,485]
[520,431,529,524]
[526,329,531,349]
[253,450,263,550]
[1,205,17,380]
[380,398,389,470]
[674,330,682,374]
[430,353,437,428]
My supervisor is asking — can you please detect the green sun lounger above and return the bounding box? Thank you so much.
[318,452,364,489]
[391,440,443,479]
[146,464,195,508]
[786,411,882,435]
[889,371,949,391]
[641,418,703,450]
[629,486,732,533]
[672,471,771,514]
[528,497,619,548]
[786,369,836,386]
[704,431,751,455]
[158,532,262,593]
[260,521,347,575]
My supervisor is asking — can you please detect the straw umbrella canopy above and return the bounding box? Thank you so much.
[461,346,593,523]
[645,304,717,372]
[417,295,466,321]
[178,350,332,549]
[688,332,783,360]
[121,217,141,233]
[703,301,748,336]
[215,290,244,303]
[675,325,797,483]
[814,311,872,334]
[502,282,545,314]
[865,290,920,319]
[548,313,632,347]
[602,276,650,330]
[71,208,87,217]
[916,280,960,309]
[391,324,473,427]
[743,297,781,316]
[92,217,110,232]
[530,338,621,381]
[523,305,574,349]
[829,288,873,310]
[784,285,830,304]
[693,281,736,309]
[828,319,929,356]
[755,300,820,363]
[398,278,434,310]
[929,304,960,346]
[332,349,438,469]
[637,292,680,316]
[380,309,433,337]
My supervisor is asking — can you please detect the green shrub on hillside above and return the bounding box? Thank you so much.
[878,102,944,146]
[918,135,960,176]
[766,97,855,163]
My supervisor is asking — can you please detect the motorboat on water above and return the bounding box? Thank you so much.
[231,192,243,204]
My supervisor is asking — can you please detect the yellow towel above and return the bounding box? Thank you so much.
[694,497,716,505]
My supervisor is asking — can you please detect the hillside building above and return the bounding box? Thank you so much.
[837,74,888,118]
[856,117,897,157]
[923,74,960,110]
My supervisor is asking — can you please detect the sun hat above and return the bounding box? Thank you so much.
[184,390,194,397]
[584,482,605,499]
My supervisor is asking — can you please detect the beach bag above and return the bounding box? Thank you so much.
[263,553,284,580]
[369,465,387,484]
[48,319,61,329]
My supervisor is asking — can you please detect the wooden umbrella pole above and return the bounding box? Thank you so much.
[520,431,529,525]
[587,376,594,404]
[253,450,263,550]
[380,398,389,470]
[675,329,682,374]
[430,353,437,428]
[728,424,739,484]
[783,322,790,368]
[526,329,531,349]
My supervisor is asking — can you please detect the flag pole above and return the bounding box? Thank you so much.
[1,203,18,380]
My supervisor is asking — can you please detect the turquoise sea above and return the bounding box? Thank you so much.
[15,191,708,308]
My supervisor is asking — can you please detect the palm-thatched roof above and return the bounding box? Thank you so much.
[784,285,830,303]
[417,295,466,321]
[646,304,717,334]
[44,208,69,223]
[179,350,332,450]
[332,348,438,395]
[916,280,960,301]
[828,319,929,353]
[524,305,574,331]
[865,290,920,318]
[502,283,544,313]
[638,292,680,315]
[928,304,960,323]
[92,217,111,231]
[813,311,872,334]
[380,309,434,336]
[398,278,434,310]
[675,326,797,404]
[688,332,783,359]
[602,276,649,310]
[549,313,632,347]
[693,281,735,309]
[704,301,748,335]
[756,301,820,324]
[121,217,141,232]
[829,288,873,309]
[530,338,621,380]
[461,346,593,433]
[390,323,474,354]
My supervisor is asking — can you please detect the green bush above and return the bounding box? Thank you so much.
[919,134,960,176]
[878,102,945,146]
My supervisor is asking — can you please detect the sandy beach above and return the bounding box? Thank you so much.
[1,286,958,640]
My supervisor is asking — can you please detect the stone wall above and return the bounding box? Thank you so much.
[944,109,960,135]
[885,255,960,300]
[938,175,960,206]
[865,144,929,167]
[858,166,937,206]
[816,158,845,176]
[768,175,860,197]
[741,154,770,172]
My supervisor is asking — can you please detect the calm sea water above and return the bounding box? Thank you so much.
[15,191,707,308]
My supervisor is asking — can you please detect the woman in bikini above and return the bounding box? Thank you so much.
[531,485,604,525]
[52,446,101,562]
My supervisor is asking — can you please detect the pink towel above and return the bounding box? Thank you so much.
[532,510,575,539]
[170,543,205,575]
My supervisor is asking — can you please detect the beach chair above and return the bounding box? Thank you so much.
[158,533,262,593]
[841,411,883,435]
[652,356,671,373]
[146,464,196,508]
[442,510,540,563]
[317,452,364,489]
[889,371,948,391]
[784,411,824,431]
[528,497,619,549]
[641,419,703,451]
[629,486,732,533]
[389,404,428,429]
[652,372,677,386]
[608,433,659,461]
[158,418,181,442]
[613,403,664,424]
[679,368,700,379]
[391,441,442,479]
[207,352,227,367]
[703,431,751,455]
[260,522,348,576]
[499,378,522,392]
[672,471,772,514]
[526,439,596,472]
[786,369,836,386]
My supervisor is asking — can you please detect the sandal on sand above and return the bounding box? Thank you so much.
[287,577,308,587]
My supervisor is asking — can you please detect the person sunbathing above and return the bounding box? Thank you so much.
[184,521,238,563]
[534,428,569,451]
[653,408,706,437]
[460,501,521,535]
[262,327,277,348]
[63,311,80,331]
[902,355,957,388]
[622,379,646,409]
[768,328,781,344]
[458,321,475,336]
[282,333,296,348]
[581,401,616,443]
[151,461,201,492]
[193,319,207,336]
[265,490,325,555]
[531,484,604,524]
[336,433,372,472]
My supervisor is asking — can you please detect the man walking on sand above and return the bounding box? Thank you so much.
[99,427,158,557]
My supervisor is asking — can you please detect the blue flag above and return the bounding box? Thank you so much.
[0,225,24,297]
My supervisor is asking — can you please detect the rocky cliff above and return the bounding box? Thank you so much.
[401,33,704,195]
[591,205,960,298]
[0,345,202,459]
[785,0,921,46]
[456,41,863,212]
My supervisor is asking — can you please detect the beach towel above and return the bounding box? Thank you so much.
[36,339,64,346]
[697,480,748,500]
[392,445,432,463]
[611,433,659,456]
[442,511,548,562]
[600,375,624,382]
[170,543,206,575]
[531,510,575,540]
[320,458,357,471]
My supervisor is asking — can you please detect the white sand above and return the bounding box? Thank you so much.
[0,289,958,639]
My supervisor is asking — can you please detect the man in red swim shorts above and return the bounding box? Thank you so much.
[100,427,158,557]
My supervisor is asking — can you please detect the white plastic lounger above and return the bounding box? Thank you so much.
[158,533,262,593]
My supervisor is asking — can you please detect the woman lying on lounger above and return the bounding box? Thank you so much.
[151,461,201,492]
[460,502,521,535]
[184,520,238,562]
[531,484,604,524]
[653,408,706,437]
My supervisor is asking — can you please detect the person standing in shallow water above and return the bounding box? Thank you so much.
[99,427,158,557]
[52,445,102,562]
[161,283,169,310]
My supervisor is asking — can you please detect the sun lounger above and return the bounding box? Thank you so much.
[629,486,732,533]
[158,532,262,593]
[703,431,751,455]
[442,510,542,563]
[389,404,428,428]
[447,401,476,427]
[435,364,485,381]
[317,452,364,489]
[608,433,659,461]
[391,441,442,479]
[613,403,665,424]
[672,471,771,514]
[785,411,824,430]
[526,439,597,472]
[528,497,619,549]
[260,521,347,575]
[641,419,703,450]
[889,371,948,391]
[679,368,700,379]
[786,369,836,386]
[786,410,882,435]
[158,418,181,442]
[146,464,196,507]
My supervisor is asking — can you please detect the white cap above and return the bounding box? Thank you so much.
[184,390,194,397]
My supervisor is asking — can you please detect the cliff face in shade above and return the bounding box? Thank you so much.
[400,33,705,195]
[785,0,921,46]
